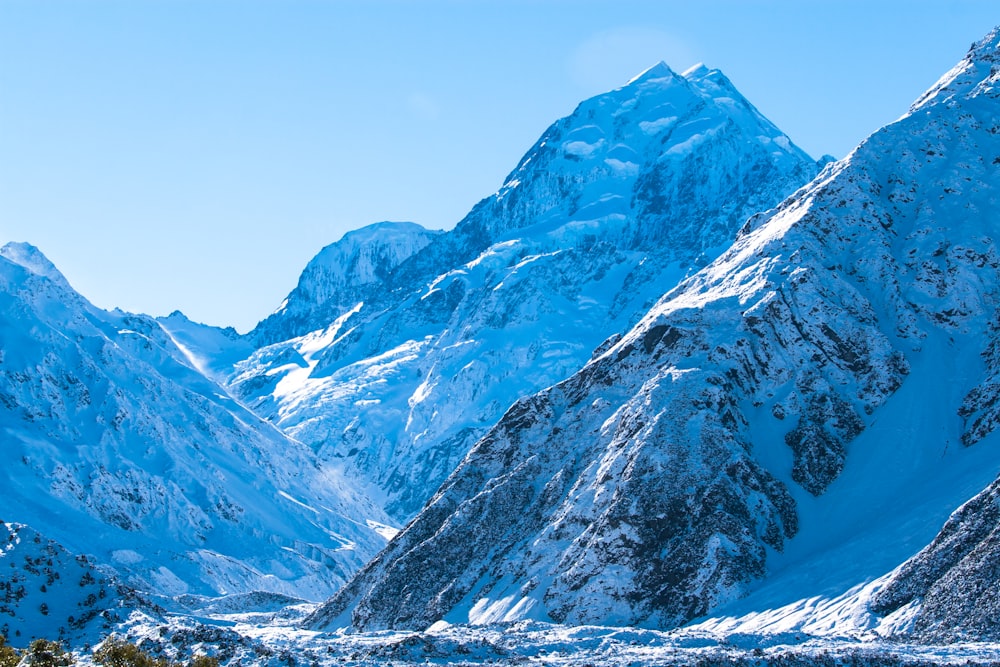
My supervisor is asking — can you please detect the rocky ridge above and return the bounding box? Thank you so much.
[870,471,1000,642]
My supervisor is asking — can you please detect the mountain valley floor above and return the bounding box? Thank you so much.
[78,601,1000,667]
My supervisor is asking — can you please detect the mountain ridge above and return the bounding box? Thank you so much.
[0,242,392,608]
[228,60,822,524]
[306,28,1000,636]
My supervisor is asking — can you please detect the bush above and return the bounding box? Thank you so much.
[94,638,173,667]
[22,639,73,667]
[94,638,219,667]
[0,635,20,667]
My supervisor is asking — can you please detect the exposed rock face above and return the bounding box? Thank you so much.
[307,28,1000,632]
[232,62,821,523]
[0,243,390,602]
[871,474,1000,642]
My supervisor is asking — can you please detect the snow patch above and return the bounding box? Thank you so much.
[468,595,537,625]
[639,116,677,134]
[563,139,605,158]
[366,520,400,541]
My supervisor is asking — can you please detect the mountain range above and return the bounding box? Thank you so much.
[2,24,1000,665]
[0,241,392,638]
[309,26,1000,637]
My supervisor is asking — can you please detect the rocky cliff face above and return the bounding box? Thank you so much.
[870,473,1000,642]
[307,28,1000,632]
[231,62,821,522]
[0,243,390,607]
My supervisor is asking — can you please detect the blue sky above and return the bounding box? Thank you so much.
[1,1,997,332]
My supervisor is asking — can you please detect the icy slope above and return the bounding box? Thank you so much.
[308,28,1000,632]
[233,62,820,522]
[0,243,390,603]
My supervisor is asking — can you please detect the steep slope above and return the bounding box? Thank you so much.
[0,521,147,645]
[868,472,1000,642]
[308,28,1000,632]
[233,62,821,522]
[0,243,390,606]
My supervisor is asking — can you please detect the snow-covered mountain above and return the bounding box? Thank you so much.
[307,28,1000,634]
[230,61,821,522]
[252,221,442,346]
[0,242,391,613]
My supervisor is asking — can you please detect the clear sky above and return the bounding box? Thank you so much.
[1,1,997,333]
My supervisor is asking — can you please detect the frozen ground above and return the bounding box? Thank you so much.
[85,603,1000,667]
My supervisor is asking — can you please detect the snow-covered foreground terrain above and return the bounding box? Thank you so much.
[94,605,1000,667]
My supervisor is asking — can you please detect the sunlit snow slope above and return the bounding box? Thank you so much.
[0,243,391,608]
[231,62,821,523]
[308,28,1000,635]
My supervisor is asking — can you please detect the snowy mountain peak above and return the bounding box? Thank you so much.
[683,63,739,97]
[973,24,1000,57]
[910,24,1000,113]
[681,61,709,78]
[445,58,818,249]
[0,242,72,290]
[251,220,441,344]
[336,220,436,245]
[302,221,441,287]
[624,60,679,86]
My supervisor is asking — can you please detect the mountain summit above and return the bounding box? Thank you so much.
[1,242,74,291]
[228,61,821,524]
[253,221,441,345]
[625,60,675,85]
